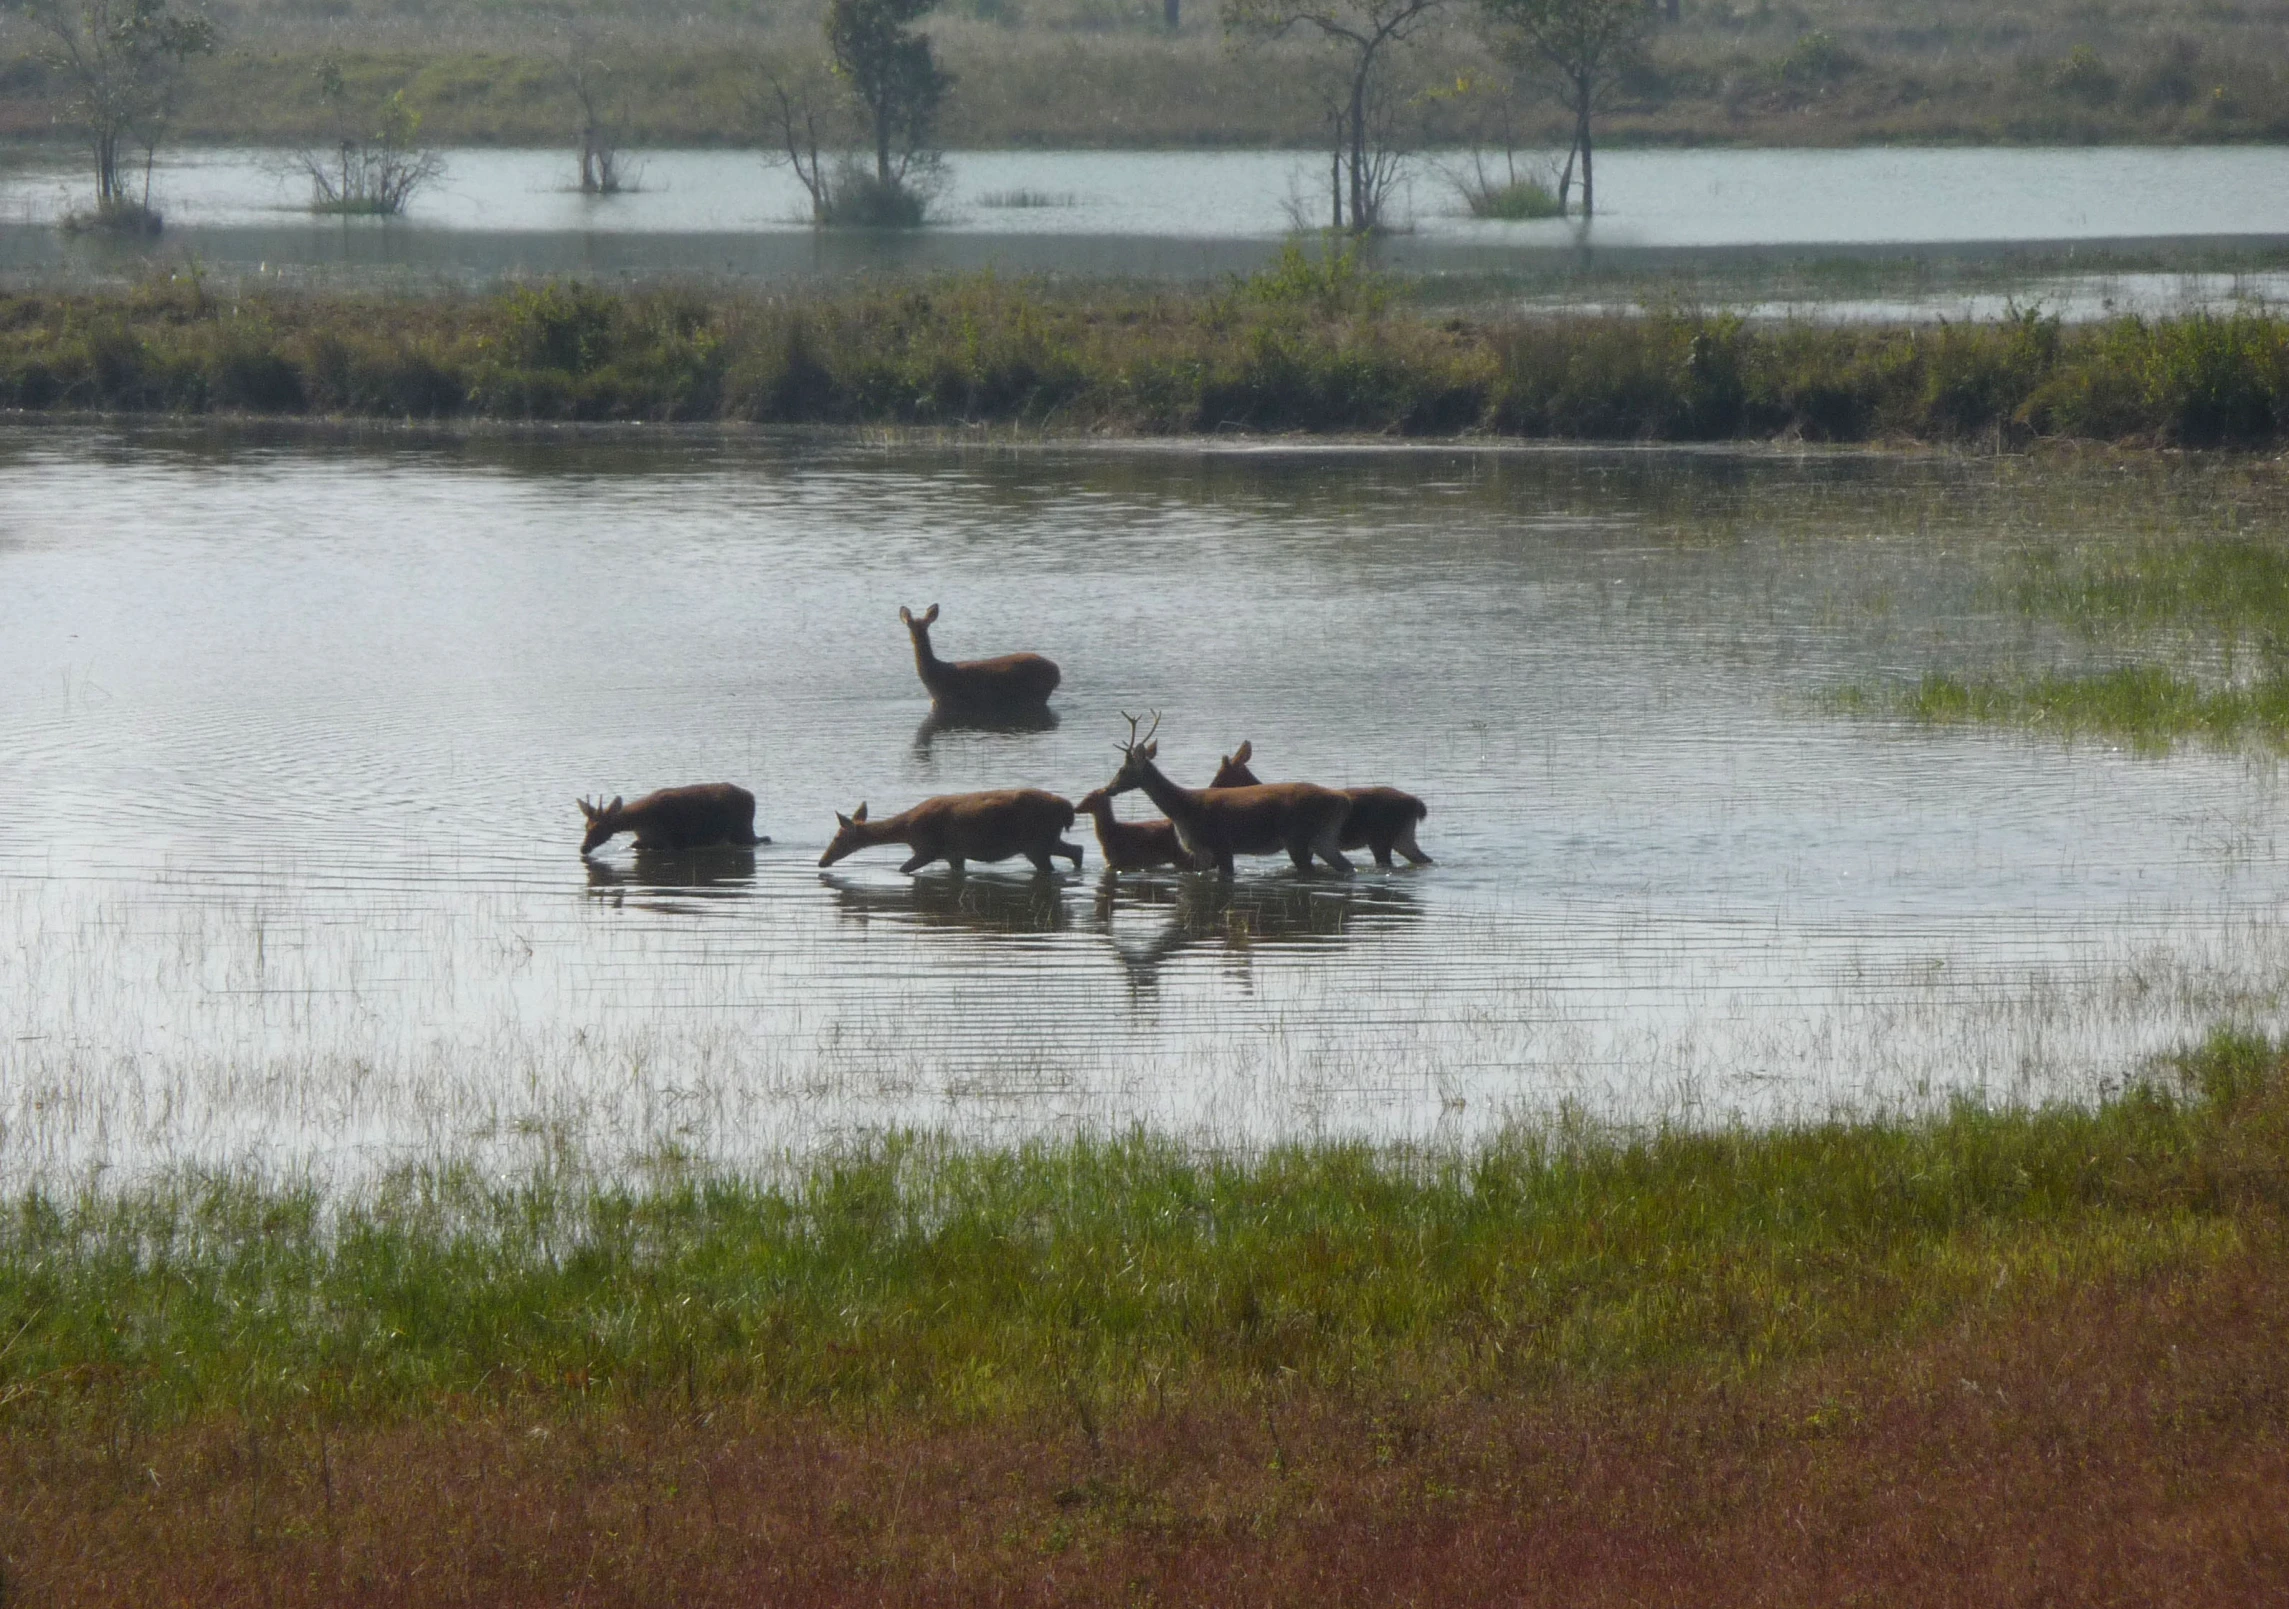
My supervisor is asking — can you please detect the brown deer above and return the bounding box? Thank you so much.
[900,604,1060,712]
[1075,787,1187,873]
[819,790,1085,875]
[577,783,769,856]
[1209,740,1432,868]
[1102,714,1353,877]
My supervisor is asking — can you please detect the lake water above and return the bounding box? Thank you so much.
[4,429,2287,1188]
[3,145,2288,289]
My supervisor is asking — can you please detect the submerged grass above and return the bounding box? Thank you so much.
[1889,666,2289,750]
[1842,529,2289,749]
[3,1029,2282,1432]
[8,273,2289,445]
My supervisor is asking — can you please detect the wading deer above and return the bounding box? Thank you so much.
[577,784,770,856]
[900,604,1061,713]
[819,790,1085,875]
[1102,714,1353,877]
[1075,787,1187,873]
[1210,740,1432,868]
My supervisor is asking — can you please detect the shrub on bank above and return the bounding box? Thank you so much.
[3,278,2289,445]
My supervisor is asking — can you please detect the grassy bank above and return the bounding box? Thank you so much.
[2,1031,2284,1601]
[7,270,2289,445]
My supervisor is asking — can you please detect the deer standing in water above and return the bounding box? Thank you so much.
[1075,787,1187,873]
[1210,740,1432,868]
[900,604,1061,713]
[577,784,770,856]
[1102,714,1353,877]
[819,790,1084,875]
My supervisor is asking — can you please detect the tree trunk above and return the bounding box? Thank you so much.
[1348,63,1369,232]
[1578,98,1594,217]
[96,129,119,207]
[1556,137,1575,213]
[1331,132,1343,231]
[1164,0,1179,28]
[876,95,893,186]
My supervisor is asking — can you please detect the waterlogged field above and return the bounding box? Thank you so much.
[4,431,2289,1188]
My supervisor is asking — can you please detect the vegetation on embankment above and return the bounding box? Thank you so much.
[1,1030,2285,1602]
[7,269,2289,445]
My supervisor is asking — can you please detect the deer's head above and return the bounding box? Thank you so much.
[898,603,940,643]
[577,794,625,856]
[819,802,870,867]
[1105,711,1161,798]
[1077,786,1116,816]
[1210,740,1255,788]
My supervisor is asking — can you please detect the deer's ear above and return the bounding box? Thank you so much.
[922,604,939,625]
[899,606,913,625]
[853,802,868,822]
[608,795,623,814]
[1142,741,1157,759]
[835,811,852,829]
[1233,740,1251,764]
[577,798,595,820]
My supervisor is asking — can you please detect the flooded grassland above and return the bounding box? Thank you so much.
[5,431,2289,1188]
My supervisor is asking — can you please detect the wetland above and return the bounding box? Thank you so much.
[5,424,2289,1603]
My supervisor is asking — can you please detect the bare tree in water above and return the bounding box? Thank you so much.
[1225,0,1443,234]
[1477,0,1647,217]
[9,0,214,229]
[557,19,627,194]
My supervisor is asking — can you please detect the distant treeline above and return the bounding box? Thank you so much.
[4,267,2288,446]
[7,13,2289,149]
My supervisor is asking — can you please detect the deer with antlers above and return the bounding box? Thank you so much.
[1210,740,1432,868]
[819,789,1085,875]
[1102,713,1353,877]
[1075,787,1187,874]
[577,784,770,856]
[900,604,1061,713]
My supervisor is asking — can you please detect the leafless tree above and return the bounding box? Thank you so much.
[8,0,214,226]
[557,21,627,194]
[1224,0,1444,234]
[1477,0,1648,216]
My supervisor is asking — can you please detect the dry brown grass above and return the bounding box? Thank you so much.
[7,1237,2283,1606]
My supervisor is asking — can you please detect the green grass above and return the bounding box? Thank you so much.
[3,1029,2280,1432]
[1838,530,2289,749]
[1461,178,1564,221]
[1887,666,2289,751]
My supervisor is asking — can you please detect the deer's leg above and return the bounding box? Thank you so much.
[1286,837,1315,870]
[1395,825,1433,866]
[1025,847,1055,875]
[1370,834,1397,870]
[1057,838,1085,869]
[1313,819,1356,875]
[899,850,940,874]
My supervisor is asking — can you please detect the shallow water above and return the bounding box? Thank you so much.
[3,144,2288,288]
[3,430,2287,1185]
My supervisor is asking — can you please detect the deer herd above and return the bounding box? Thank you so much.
[576,605,1431,879]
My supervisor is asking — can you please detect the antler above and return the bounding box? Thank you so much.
[1116,710,1163,754]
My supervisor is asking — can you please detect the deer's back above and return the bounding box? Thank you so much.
[623,783,758,847]
[912,789,1074,856]
[1186,783,1348,852]
[934,652,1061,705]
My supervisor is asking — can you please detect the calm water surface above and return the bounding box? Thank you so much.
[4,431,2286,1185]
[5,145,2289,287]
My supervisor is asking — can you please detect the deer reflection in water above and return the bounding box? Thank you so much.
[822,871,1072,936]
[1093,871,1421,995]
[911,701,1061,759]
[584,845,760,915]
